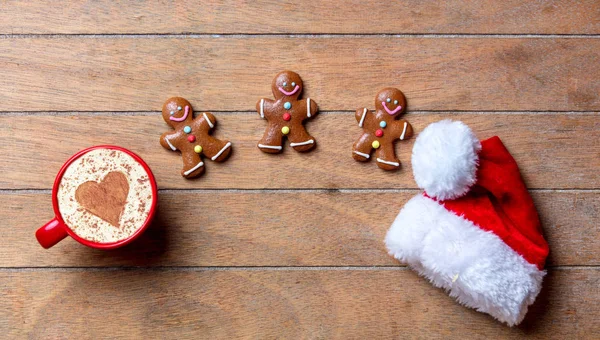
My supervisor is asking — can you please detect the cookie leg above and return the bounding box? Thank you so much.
[287,126,316,152]
[352,133,375,162]
[374,143,401,171]
[201,136,232,162]
[181,152,205,178]
[258,123,284,154]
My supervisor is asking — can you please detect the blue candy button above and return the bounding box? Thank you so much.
[284,102,292,110]
[380,121,387,128]
[183,126,192,134]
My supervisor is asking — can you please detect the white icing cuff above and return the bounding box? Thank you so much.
[353,150,370,159]
[258,144,282,150]
[183,161,204,176]
[203,113,214,128]
[358,108,367,127]
[385,195,545,326]
[290,140,314,147]
[376,158,399,167]
[165,138,177,151]
[260,99,265,118]
[400,122,408,140]
[211,142,231,161]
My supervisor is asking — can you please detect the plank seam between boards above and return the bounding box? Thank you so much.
[0,265,595,272]
[0,189,598,194]
[2,33,600,39]
[1,111,599,116]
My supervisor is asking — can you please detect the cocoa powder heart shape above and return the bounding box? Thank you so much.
[75,171,130,227]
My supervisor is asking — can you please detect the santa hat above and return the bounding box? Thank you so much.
[385,120,549,326]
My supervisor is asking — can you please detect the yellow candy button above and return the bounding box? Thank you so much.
[282,126,290,135]
[194,145,203,153]
[372,140,380,149]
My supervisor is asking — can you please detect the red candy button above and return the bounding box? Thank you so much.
[283,113,291,121]
[187,135,196,142]
[375,129,384,137]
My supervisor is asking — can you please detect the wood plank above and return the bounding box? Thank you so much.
[2,0,599,35]
[3,191,597,267]
[1,37,599,111]
[1,114,598,189]
[0,269,598,338]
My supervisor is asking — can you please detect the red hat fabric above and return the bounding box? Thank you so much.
[385,120,549,326]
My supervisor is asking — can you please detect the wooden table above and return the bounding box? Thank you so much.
[1,1,599,338]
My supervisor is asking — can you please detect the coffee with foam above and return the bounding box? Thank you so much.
[57,149,154,244]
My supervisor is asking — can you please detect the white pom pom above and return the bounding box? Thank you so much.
[411,120,481,200]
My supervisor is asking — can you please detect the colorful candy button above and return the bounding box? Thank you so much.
[194,145,203,153]
[379,121,387,128]
[183,126,192,134]
[372,140,380,149]
[284,102,292,110]
[283,113,291,121]
[375,129,384,137]
[282,126,290,135]
[187,135,196,143]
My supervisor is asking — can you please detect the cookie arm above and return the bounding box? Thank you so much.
[200,112,217,130]
[355,108,369,127]
[398,119,414,141]
[256,98,274,119]
[160,131,179,151]
[389,119,414,141]
[306,98,318,118]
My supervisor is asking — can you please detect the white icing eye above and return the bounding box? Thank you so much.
[386,98,391,103]
[394,100,398,105]
[169,111,174,115]
[283,82,287,86]
[177,106,182,110]
[292,82,296,87]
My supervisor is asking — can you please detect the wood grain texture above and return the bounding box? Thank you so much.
[1,1,599,337]
[2,191,597,267]
[1,269,598,339]
[1,37,599,112]
[1,114,598,189]
[2,0,599,35]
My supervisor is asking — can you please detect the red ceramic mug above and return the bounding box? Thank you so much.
[36,145,158,250]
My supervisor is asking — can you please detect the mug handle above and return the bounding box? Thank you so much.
[36,218,68,249]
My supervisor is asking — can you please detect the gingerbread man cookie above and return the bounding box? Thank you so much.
[160,97,232,178]
[255,71,318,153]
[352,88,414,171]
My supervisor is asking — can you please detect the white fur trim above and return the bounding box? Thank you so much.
[385,195,545,326]
[411,120,481,200]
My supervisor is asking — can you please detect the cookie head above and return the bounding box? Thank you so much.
[162,97,193,127]
[271,70,303,100]
[375,88,406,117]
